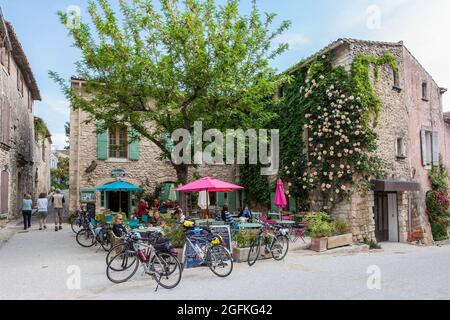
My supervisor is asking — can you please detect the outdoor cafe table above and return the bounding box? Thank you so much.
[272,220,296,226]
[131,227,163,234]
[238,223,262,230]
[196,220,225,226]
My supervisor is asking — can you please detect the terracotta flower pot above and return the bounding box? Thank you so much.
[311,237,328,252]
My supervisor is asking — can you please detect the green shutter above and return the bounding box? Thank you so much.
[228,191,237,212]
[289,197,297,213]
[161,183,170,201]
[218,193,225,207]
[129,129,140,161]
[97,122,108,160]
[270,192,278,212]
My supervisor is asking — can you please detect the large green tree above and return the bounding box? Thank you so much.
[51,0,290,184]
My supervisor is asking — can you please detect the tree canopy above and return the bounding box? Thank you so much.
[50,0,291,183]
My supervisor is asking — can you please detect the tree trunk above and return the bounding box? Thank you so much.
[174,164,189,212]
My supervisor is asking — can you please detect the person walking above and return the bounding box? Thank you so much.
[22,194,33,230]
[51,189,65,232]
[37,193,49,231]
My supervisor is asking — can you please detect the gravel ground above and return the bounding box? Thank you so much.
[1,219,450,300]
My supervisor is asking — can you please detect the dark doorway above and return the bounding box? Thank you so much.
[108,192,129,217]
[374,192,389,242]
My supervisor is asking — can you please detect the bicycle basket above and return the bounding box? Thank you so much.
[151,236,173,253]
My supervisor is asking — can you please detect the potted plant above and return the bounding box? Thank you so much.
[305,212,333,252]
[163,220,186,259]
[232,229,262,263]
[327,219,353,249]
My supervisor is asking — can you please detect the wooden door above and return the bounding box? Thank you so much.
[374,192,389,242]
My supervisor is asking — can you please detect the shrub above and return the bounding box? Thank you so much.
[363,237,381,249]
[234,229,260,248]
[163,221,185,248]
[333,219,350,235]
[305,212,333,238]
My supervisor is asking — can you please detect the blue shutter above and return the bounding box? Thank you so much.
[129,128,140,161]
[97,122,108,160]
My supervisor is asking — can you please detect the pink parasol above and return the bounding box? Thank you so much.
[176,177,243,220]
[274,179,287,210]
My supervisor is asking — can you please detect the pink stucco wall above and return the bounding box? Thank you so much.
[403,47,449,192]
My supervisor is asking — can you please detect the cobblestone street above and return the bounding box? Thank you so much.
[1,218,450,300]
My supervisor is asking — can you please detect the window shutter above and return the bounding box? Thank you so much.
[128,128,140,161]
[420,130,427,167]
[228,191,237,212]
[96,122,108,160]
[1,171,9,214]
[270,192,277,212]
[217,193,225,207]
[289,197,297,213]
[432,132,439,166]
[1,99,10,145]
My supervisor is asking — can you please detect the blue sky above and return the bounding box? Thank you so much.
[1,0,449,149]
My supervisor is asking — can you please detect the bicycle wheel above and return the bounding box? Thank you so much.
[207,245,233,278]
[271,235,289,261]
[106,250,139,284]
[151,252,182,289]
[71,218,82,234]
[76,229,95,248]
[101,232,113,252]
[247,236,261,267]
[106,242,127,266]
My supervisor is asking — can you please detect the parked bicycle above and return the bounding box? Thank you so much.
[181,223,233,278]
[106,232,182,291]
[71,208,90,234]
[76,219,113,252]
[247,219,290,266]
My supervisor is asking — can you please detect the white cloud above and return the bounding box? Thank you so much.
[42,97,70,116]
[275,32,310,48]
[51,133,68,150]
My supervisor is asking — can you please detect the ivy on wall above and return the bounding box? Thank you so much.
[275,52,398,210]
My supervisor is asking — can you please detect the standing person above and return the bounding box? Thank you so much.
[51,189,65,232]
[138,199,149,219]
[22,194,33,230]
[37,193,49,231]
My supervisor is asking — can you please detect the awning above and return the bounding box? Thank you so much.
[372,180,421,192]
[96,180,143,192]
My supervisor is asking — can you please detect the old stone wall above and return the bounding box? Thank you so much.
[34,137,52,198]
[0,57,35,218]
[69,106,236,213]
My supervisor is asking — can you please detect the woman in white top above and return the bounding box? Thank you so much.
[37,193,49,230]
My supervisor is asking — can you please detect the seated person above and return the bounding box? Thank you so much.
[112,214,128,238]
[149,211,165,227]
[240,205,253,223]
[221,205,234,224]
[175,208,186,224]
[159,202,168,214]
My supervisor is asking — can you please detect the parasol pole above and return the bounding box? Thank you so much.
[206,189,209,224]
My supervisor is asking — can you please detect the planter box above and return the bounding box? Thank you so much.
[310,237,328,252]
[173,248,184,262]
[327,233,353,250]
[232,247,272,263]
[328,233,353,250]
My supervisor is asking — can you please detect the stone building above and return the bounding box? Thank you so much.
[287,39,449,244]
[69,78,237,216]
[0,11,41,218]
[34,117,52,198]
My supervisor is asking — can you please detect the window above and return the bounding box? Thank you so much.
[422,81,428,101]
[109,127,128,159]
[42,141,46,162]
[1,98,11,146]
[393,70,400,89]
[28,90,33,111]
[17,68,24,95]
[0,39,10,73]
[396,137,406,159]
[421,130,439,167]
